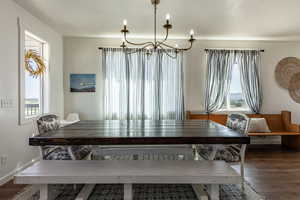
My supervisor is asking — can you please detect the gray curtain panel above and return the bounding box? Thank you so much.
[237,50,262,113]
[102,48,185,120]
[204,50,236,113]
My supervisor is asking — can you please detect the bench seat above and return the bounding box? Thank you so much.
[15,160,241,200]
[187,110,300,150]
[249,131,300,136]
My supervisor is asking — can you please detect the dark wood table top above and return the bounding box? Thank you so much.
[29,120,250,146]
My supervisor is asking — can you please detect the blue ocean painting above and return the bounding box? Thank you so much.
[70,74,96,92]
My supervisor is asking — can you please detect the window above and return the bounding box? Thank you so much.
[20,31,49,123]
[222,63,250,111]
[103,49,184,120]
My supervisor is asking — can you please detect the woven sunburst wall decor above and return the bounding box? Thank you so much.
[275,57,300,103]
[24,50,46,78]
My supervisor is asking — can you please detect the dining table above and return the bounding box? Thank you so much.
[25,120,250,200]
[29,120,250,146]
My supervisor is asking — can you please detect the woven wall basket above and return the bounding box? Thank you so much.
[275,57,300,89]
[289,88,300,103]
[289,72,300,103]
[289,72,300,90]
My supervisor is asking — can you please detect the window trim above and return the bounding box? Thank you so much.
[18,18,49,125]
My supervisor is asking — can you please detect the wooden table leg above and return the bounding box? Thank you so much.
[39,184,48,200]
[207,184,219,200]
[124,184,132,200]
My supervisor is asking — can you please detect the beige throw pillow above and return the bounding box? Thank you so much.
[248,118,271,133]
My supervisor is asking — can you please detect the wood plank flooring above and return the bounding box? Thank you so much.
[242,145,300,200]
[0,144,300,200]
[0,180,26,200]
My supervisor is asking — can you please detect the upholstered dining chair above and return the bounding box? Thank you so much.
[197,113,251,191]
[33,114,92,160]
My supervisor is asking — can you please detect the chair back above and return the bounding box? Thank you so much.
[66,113,80,122]
[34,114,61,134]
[226,113,250,135]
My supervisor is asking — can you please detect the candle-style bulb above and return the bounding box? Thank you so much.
[123,19,127,26]
[175,44,178,48]
[166,13,171,21]
[190,29,194,36]
[122,38,125,43]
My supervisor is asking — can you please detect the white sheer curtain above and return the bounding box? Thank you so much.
[102,48,185,120]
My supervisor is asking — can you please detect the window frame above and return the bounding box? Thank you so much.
[19,22,49,125]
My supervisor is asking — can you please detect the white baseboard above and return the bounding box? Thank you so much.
[0,157,40,186]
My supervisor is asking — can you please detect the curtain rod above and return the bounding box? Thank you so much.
[98,47,140,50]
[99,47,265,52]
[204,48,265,52]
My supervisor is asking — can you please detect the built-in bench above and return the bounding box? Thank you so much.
[187,110,300,150]
[15,160,241,200]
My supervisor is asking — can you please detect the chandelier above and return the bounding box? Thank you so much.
[120,0,196,58]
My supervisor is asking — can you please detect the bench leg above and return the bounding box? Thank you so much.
[207,184,219,200]
[39,184,48,200]
[124,184,132,200]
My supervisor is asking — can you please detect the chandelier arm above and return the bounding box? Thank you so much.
[124,33,154,46]
[141,43,155,51]
[157,28,169,46]
[159,45,177,59]
[160,40,194,51]
[159,42,179,50]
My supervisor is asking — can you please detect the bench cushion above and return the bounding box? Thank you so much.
[248,118,271,133]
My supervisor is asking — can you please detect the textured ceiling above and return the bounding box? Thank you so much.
[13,0,300,40]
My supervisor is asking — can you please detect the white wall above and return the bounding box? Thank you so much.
[64,37,300,123]
[0,0,63,182]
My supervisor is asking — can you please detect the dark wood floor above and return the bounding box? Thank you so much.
[0,180,26,200]
[0,145,300,200]
[242,145,300,200]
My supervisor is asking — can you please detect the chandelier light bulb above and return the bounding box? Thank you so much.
[123,19,127,26]
[166,13,171,21]
[175,44,178,48]
[122,38,125,42]
[190,29,194,36]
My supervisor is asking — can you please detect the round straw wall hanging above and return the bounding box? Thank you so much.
[275,57,300,89]
[275,57,300,103]
[289,72,300,103]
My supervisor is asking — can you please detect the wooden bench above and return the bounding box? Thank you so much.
[187,110,300,150]
[15,160,241,200]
